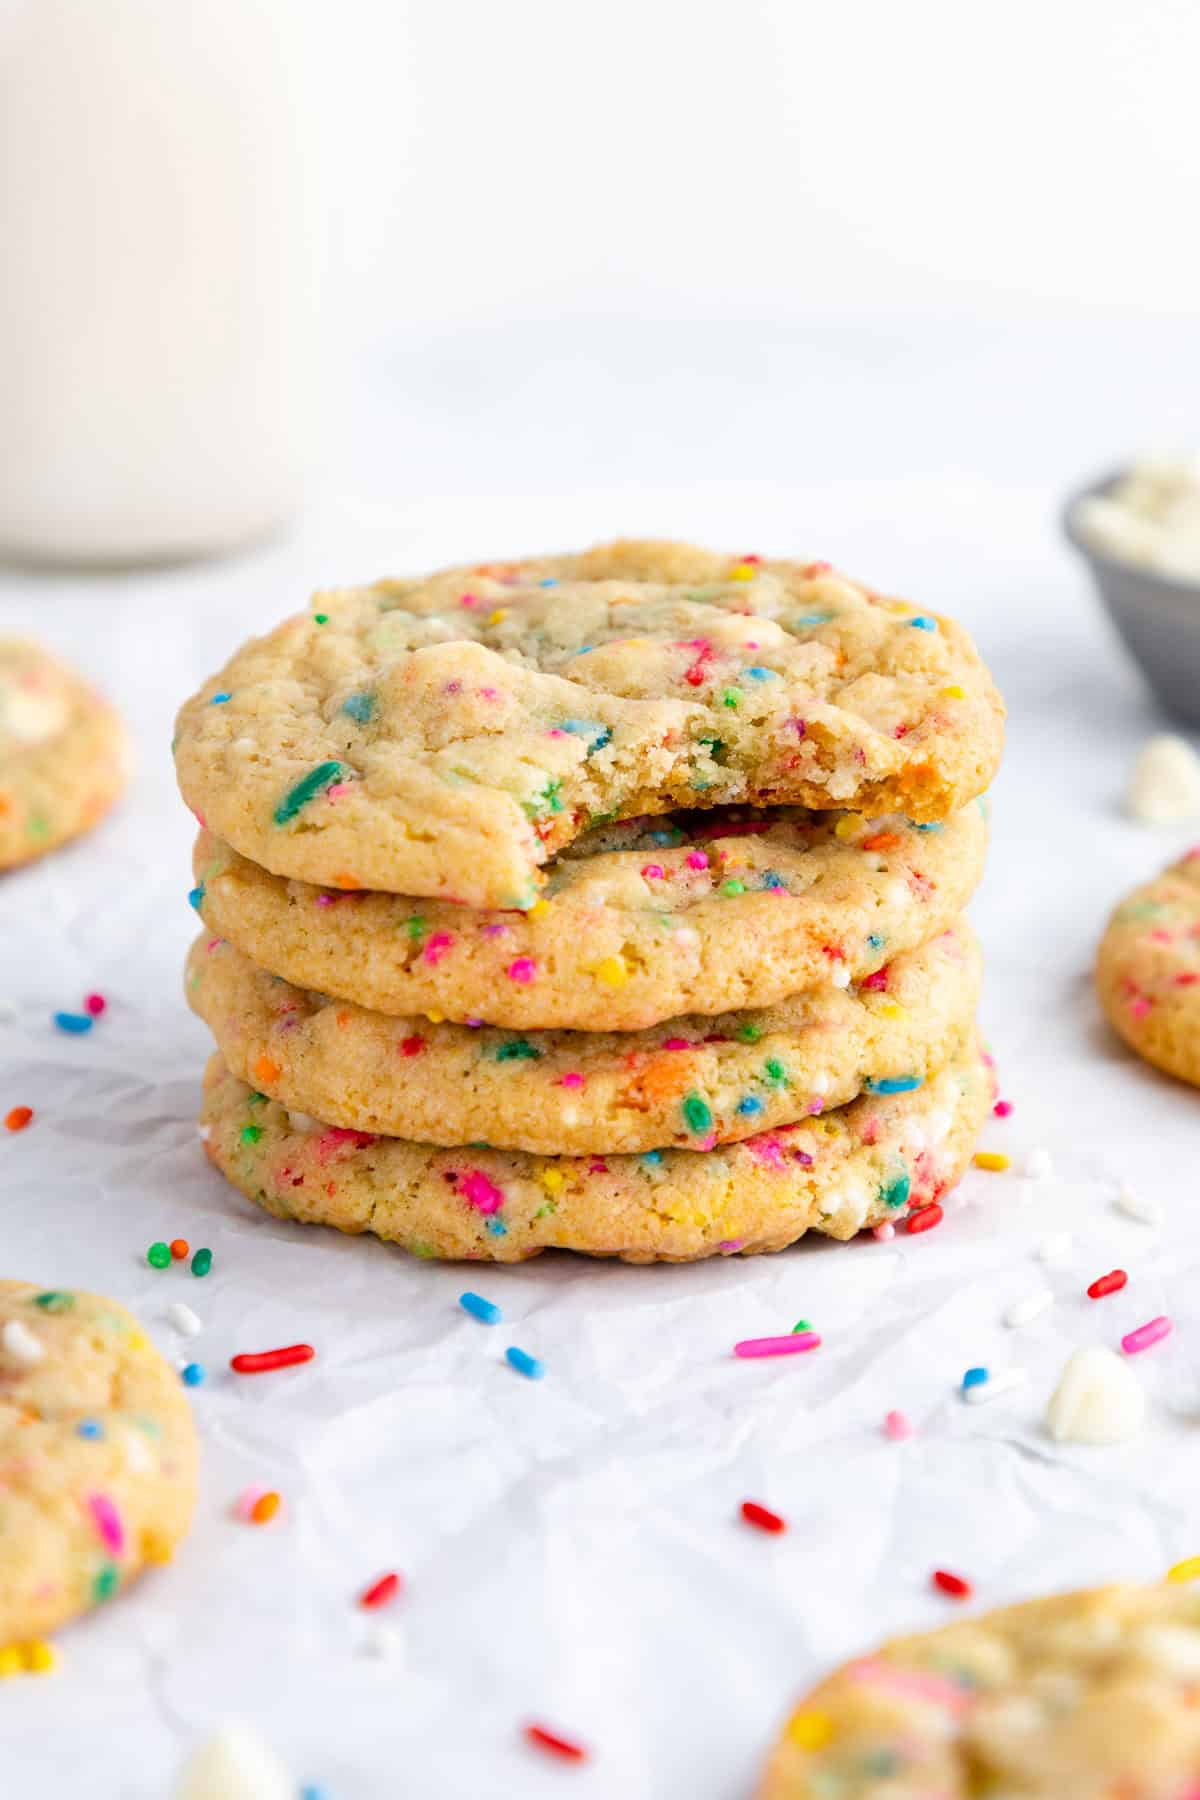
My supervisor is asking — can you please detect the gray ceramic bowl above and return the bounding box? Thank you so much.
[1064,468,1200,725]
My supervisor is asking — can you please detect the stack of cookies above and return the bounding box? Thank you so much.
[175,541,1004,1264]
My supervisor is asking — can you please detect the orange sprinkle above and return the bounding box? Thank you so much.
[253,1054,282,1084]
[332,872,360,890]
[169,1238,189,1260]
[250,1491,281,1525]
[5,1106,33,1133]
[861,832,901,853]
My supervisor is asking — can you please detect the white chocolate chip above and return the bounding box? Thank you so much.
[964,1367,1028,1406]
[1004,1290,1054,1329]
[1037,1231,1073,1265]
[1045,1346,1145,1445]
[1116,1184,1163,1226]
[1,1318,45,1366]
[175,1725,294,1800]
[166,1302,203,1338]
[1131,1624,1200,1680]
[1022,1147,1053,1182]
[830,963,851,989]
[286,1110,317,1133]
[1125,734,1200,824]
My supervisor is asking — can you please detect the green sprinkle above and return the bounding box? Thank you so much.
[191,1248,213,1277]
[27,814,49,839]
[341,691,375,723]
[522,778,563,819]
[494,1039,541,1061]
[274,761,349,826]
[762,1057,787,1086]
[682,1093,713,1134]
[313,612,329,624]
[722,688,742,708]
[737,1023,762,1043]
[791,1318,812,1334]
[146,1241,171,1270]
[880,1170,911,1210]
[92,1563,120,1604]
[247,1091,266,1106]
[33,1291,74,1313]
[406,916,426,941]
[241,1124,263,1145]
[720,878,746,897]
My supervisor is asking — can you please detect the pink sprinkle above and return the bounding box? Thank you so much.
[507,957,536,984]
[423,931,455,966]
[324,783,353,801]
[459,1169,504,1215]
[993,1099,1013,1118]
[459,592,479,608]
[87,1492,125,1554]
[686,851,708,871]
[848,1659,971,1713]
[315,893,337,907]
[479,923,509,939]
[733,1333,821,1359]
[744,1135,787,1171]
[558,1072,584,1088]
[235,1485,268,1521]
[84,993,106,1017]
[1122,1315,1173,1356]
[862,967,889,991]
[790,717,807,737]
[872,1222,895,1242]
[883,1410,913,1441]
[662,1037,691,1051]
[640,863,666,880]
[1129,995,1152,1019]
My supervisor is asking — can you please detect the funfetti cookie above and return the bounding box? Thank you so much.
[1096,848,1200,1086]
[0,1281,198,1655]
[0,640,129,870]
[759,1583,1200,1799]
[192,801,989,1032]
[173,540,1004,907]
[199,1032,990,1264]
[186,921,981,1155]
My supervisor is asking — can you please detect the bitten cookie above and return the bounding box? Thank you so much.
[174,540,1004,906]
[760,1583,1200,1799]
[192,802,988,1032]
[0,1281,198,1652]
[186,921,981,1154]
[1096,848,1200,1085]
[0,640,129,870]
[199,1032,990,1263]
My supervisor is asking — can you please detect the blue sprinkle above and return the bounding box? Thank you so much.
[300,1789,327,1800]
[791,611,833,629]
[649,830,676,847]
[744,666,778,681]
[54,1011,93,1035]
[539,578,559,587]
[914,821,943,833]
[459,1291,502,1325]
[341,691,375,723]
[486,1219,508,1236]
[865,1075,923,1095]
[188,884,205,912]
[76,1419,104,1440]
[560,719,611,754]
[736,1095,764,1116]
[641,1149,664,1167]
[962,1366,988,1392]
[181,1363,206,1387]
[506,1346,545,1380]
[907,616,937,631]
[209,691,231,704]
[760,870,785,890]
[575,645,595,655]
[866,932,884,949]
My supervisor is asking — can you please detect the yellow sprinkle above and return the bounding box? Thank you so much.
[425,1011,445,1025]
[126,1331,148,1351]
[591,955,629,989]
[141,1528,174,1565]
[0,1646,23,1679]
[787,1709,834,1750]
[23,1640,55,1674]
[834,816,860,839]
[540,1169,565,1195]
[876,1001,905,1020]
[729,563,755,581]
[940,684,966,700]
[1168,1556,1200,1584]
[973,1151,1010,1172]
[487,608,509,625]
[527,899,551,919]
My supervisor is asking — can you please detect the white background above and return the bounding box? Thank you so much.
[3,3,1200,1797]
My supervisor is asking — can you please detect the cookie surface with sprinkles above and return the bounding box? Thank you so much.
[1096,848,1200,1086]
[173,540,1004,907]
[192,801,988,1031]
[0,640,129,870]
[760,1582,1200,1798]
[0,1279,198,1651]
[185,919,981,1153]
[199,1031,989,1263]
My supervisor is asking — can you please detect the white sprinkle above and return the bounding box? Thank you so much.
[830,964,851,989]
[196,1123,212,1142]
[1037,1231,1073,1265]
[1023,1147,1053,1181]
[167,1302,203,1338]
[1045,1345,1145,1444]
[1,1318,45,1366]
[1004,1290,1054,1329]
[286,1109,317,1133]
[1116,1184,1163,1226]
[964,1367,1028,1405]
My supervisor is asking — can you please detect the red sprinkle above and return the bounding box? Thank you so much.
[359,1571,402,1610]
[84,993,107,1017]
[169,1237,189,1260]
[400,1036,427,1057]
[1087,1269,1128,1300]
[906,1203,943,1235]
[524,1724,587,1763]
[992,1099,1013,1118]
[932,1569,972,1599]
[230,1344,315,1374]
[4,1106,33,1133]
[741,1500,786,1534]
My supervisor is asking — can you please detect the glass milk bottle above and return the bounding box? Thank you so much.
[0,0,323,565]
